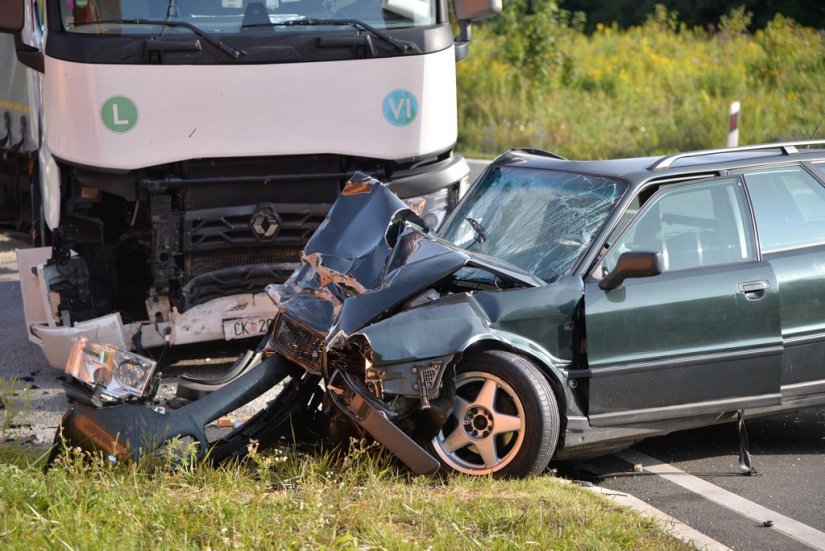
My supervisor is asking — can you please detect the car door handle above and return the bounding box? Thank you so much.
[738,280,769,299]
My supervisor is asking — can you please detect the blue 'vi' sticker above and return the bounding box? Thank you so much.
[383,89,418,127]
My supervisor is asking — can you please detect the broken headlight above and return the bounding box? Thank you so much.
[403,186,451,230]
[64,338,157,401]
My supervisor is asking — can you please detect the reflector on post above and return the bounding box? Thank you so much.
[728,101,740,147]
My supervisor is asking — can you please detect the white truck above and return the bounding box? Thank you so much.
[1,0,500,369]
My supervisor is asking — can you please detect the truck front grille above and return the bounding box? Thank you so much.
[187,247,302,278]
[183,203,329,254]
[176,203,328,310]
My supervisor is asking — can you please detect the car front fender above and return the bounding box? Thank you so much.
[354,292,575,400]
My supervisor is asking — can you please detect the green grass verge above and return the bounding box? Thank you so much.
[0,443,689,550]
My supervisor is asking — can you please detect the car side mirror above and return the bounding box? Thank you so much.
[599,251,662,291]
[0,1,24,33]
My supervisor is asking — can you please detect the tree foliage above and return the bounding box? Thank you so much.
[457,6,825,158]
[560,0,825,32]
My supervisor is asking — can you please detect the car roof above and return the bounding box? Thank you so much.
[493,141,825,186]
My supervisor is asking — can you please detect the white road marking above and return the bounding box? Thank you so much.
[617,449,825,550]
[588,484,732,551]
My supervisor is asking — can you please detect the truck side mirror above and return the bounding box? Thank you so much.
[452,0,502,61]
[1,1,44,72]
[598,251,662,291]
[453,0,502,21]
[0,1,25,33]
[0,0,45,73]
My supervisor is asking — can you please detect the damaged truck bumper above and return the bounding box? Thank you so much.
[16,247,276,369]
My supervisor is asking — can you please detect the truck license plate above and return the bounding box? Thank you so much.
[223,317,274,341]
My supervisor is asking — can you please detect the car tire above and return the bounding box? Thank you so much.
[428,349,560,477]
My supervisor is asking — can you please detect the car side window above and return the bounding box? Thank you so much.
[744,165,825,253]
[600,178,755,274]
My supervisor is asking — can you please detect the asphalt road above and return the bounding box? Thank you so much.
[568,410,825,550]
[0,229,65,445]
[2,188,824,550]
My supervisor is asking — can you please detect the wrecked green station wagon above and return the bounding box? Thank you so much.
[56,142,825,477]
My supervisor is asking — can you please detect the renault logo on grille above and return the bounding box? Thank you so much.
[251,206,281,241]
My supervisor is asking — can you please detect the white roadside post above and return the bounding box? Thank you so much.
[727,101,740,147]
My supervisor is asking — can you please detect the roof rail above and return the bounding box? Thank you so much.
[512,147,567,160]
[647,140,825,171]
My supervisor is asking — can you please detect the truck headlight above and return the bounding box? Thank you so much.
[64,338,157,400]
[403,187,450,230]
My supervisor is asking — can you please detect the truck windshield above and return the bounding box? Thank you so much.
[58,0,437,34]
[440,166,627,283]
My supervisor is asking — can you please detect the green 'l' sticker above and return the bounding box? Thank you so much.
[101,96,138,133]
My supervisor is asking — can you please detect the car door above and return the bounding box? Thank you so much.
[743,164,825,399]
[582,176,782,426]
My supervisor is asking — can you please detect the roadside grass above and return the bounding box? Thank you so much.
[457,7,825,159]
[0,377,31,443]
[0,440,689,550]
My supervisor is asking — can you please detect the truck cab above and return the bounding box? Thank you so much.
[1,0,499,368]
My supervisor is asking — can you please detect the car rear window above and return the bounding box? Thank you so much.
[744,166,825,253]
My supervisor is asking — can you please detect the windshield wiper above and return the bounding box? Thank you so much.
[243,18,412,53]
[465,217,488,250]
[71,19,244,59]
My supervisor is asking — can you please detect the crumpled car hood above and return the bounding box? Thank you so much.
[267,172,544,338]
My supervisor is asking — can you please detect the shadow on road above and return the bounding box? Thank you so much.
[636,410,825,462]
[560,408,825,487]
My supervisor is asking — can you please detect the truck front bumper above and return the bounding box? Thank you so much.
[17,247,277,370]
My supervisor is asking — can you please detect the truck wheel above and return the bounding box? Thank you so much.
[429,350,560,477]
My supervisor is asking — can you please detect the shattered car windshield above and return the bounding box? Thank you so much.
[440,166,626,282]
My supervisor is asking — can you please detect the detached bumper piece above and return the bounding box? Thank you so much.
[327,369,439,475]
[50,355,311,465]
[176,348,265,401]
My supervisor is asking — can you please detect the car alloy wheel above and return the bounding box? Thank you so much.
[430,350,560,477]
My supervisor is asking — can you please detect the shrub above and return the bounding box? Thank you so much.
[457,6,825,158]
